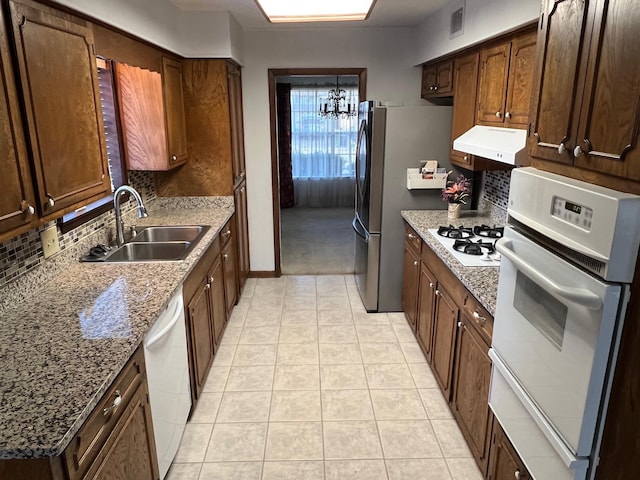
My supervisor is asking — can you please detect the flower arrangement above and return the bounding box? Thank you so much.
[442,173,470,204]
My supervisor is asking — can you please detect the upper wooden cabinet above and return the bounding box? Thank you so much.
[116,59,187,171]
[477,32,536,129]
[450,53,480,169]
[227,62,246,187]
[0,6,36,238]
[421,60,454,98]
[8,0,111,218]
[529,0,640,185]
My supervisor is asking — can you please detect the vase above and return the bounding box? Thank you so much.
[448,202,461,219]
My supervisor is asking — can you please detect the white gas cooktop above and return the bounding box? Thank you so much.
[428,228,501,267]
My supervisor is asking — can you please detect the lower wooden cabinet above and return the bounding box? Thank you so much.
[487,417,531,480]
[452,313,493,474]
[234,180,250,295]
[416,263,437,360]
[208,255,227,349]
[402,224,422,332]
[430,285,459,400]
[221,217,238,316]
[186,283,214,397]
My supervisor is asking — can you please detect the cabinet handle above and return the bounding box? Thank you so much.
[223,254,229,259]
[463,155,468,162]
[103,390,122,416]
[46,194,55,207]
[205,283,211,290]
[435,289,440,296]
[495,111,502,118]
[429,282,434,289]
[457,321,462,328]
[20,201,35,216]
[223,229,232,237]
[515,469,521,479]
[208,275,215,284]
[434,85,438,91]
[473,311,487,325]
[240,186,245,192]
[505,112,511,119]
[407,233,416,239]
[240,172,246,178]
[573,145,583,157]
[557,143,566,155]
[413,260,418,266]
[171,154,177,162]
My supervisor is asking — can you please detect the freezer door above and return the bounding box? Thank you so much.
[353,215,379,312]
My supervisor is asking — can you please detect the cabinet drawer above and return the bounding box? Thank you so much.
[404,223,422,254]
[220,218,233,248]
[63,347,145,480]
[462,292,493,346]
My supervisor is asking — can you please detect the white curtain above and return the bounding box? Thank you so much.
[290,85,358,208]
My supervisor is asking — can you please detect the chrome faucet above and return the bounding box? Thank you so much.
[113,185,148,246]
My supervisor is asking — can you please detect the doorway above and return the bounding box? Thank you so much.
[268,68,367,276]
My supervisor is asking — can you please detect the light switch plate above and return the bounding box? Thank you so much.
[41,226,61,259]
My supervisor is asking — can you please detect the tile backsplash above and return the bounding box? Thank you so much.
[482,170,512,210]
[0,171,156,290]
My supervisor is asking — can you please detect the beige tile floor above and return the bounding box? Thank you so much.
[167,275,483,480]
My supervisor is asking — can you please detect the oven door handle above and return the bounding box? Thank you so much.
[495,238,602,310]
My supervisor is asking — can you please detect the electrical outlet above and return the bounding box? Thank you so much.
[40,226,61,259]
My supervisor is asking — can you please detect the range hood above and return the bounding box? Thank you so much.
[453,125,527,165]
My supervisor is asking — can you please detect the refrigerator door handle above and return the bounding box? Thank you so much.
[355,119,367,209]
[352,216,369,243]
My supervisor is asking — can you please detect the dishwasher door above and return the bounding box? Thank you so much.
[143,291,191,480]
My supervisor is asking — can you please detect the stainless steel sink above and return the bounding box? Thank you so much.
[104,242,193,262]
[132,225,209,243]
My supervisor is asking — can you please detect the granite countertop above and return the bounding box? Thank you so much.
[401,207,507,315]
[0,198,234,459]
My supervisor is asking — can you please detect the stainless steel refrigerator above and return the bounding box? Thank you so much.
[353,101,453,312]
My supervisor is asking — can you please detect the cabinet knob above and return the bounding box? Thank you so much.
[557,143,566,155]
[434,85,438,91]
[573,145,583,157]
[241,187,245,192]
[46,194,55,207]
[205,283,211,290]
[223,254,229,259]
[429,282,434,289]
[463,155,468,161]
[20,201,35,216]
[435,289,440,296]
[413,260,418,266]
[171,154,177,161]
[515,469,521,479]
[429,85,435,91]
[407,233,416,239]
[240,172,246,178]
[505,112,511,119]
[473,311,487,325]
[457,321,462,328]
[103,390,122,416]
[208,276,215,283]
[495,111,502,118]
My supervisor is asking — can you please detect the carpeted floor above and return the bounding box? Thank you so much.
[281,207,355,275]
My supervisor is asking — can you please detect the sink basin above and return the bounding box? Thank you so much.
[132,225,209,243]
[105,242,192,262]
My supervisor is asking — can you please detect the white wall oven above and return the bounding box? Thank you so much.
[489,168,640,480]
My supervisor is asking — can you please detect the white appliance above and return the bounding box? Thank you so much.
[453,125,527,165]
[427,228,501,267]
[143,291,191,480]
[353,101,453,312]
[489,167,640,480]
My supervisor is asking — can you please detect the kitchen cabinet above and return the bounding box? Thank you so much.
[207,255,227,349]
[0,5,36,239]
[430,284,459,399]
[477,31,536,129]
[8,0,111,219]
[487,417,530,480]
[221,218,238,316]
[228,61,246,187]
[0,347,159,480]
[416,262,437,360]
[451,311,492,474]
[115,59,187,171]
[529,0,640,187]
[450,52,480,170]
[421,60,454,98]
[402,224,422,332]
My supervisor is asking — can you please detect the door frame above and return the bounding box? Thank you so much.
[268,67,367,276]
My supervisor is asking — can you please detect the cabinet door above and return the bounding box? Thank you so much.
[435,61,454,95]
[528,0,592,164]
[162,57,188,167]
[421,65,437,98]
[573,0,640,181]
[402,243,420,332]
[85,381,158,480]
[504,32,537,128]
[234,180,250,295]
[450,53,480,169]
[187,285,214,398]
[0,10,36,236]
[451,316,492,473]
[431,286,459,399]
[477,42,511,125]
[208,257,227,349]
[228,61,246,187]
[222,231,238,317]
[488,417,530,480]
[416,263,437,361]
[9,0,110,217]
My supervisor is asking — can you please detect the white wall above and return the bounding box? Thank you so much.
[414,0,541,64]
[241,27,423,271]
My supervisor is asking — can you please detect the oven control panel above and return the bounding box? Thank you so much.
[552,196,593,230]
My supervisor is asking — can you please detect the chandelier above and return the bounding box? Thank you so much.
[318,76,357,118]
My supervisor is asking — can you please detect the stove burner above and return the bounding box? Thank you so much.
[438,225,474,239]
[473,224,504,238]
[453,239,496,256]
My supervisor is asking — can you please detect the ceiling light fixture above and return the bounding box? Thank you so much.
[254,0,377,23]
[319,76,357,119]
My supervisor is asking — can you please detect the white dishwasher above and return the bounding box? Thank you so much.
[143,290,191,480]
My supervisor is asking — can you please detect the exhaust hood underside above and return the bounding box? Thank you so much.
[453,125,527,166]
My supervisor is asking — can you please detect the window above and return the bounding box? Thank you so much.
[59,57,127,232]
[290,85,359,179]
